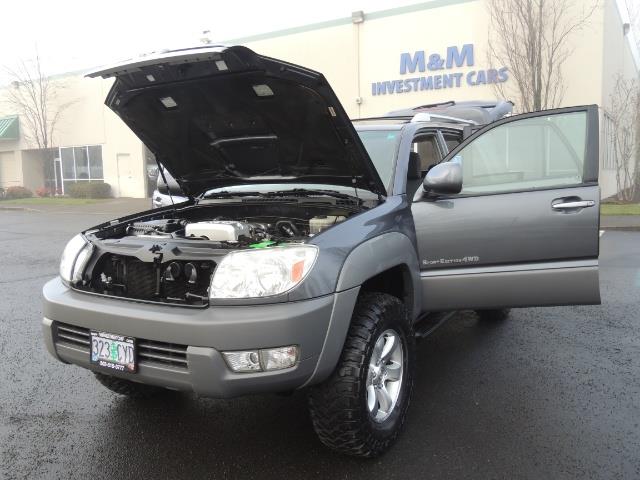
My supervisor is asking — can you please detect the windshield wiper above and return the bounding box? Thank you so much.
[266,188,359,201]
[201,190,266,199]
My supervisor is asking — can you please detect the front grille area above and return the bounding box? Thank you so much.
[79,254,214,306]
[54,322,189,370]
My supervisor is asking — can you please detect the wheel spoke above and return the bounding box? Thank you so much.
[376,385,393,414]
[367,385,378,416]
[380,334,397,363]
[385,361,402,382]
[371,336,385,365]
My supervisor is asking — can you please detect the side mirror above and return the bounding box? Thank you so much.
[422,162,462,195]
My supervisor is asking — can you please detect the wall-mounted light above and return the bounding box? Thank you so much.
[352,10,365,24]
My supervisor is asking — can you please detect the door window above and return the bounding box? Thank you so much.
[412,135,441,174]
[452,111,587,194]
[442,133,462,153]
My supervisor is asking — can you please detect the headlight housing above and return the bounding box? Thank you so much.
[210,245,318,299]
[59,234,93,284]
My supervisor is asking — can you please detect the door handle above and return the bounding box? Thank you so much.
[552,200,595,210]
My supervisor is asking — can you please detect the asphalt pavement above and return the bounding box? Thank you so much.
[0,207,639,479]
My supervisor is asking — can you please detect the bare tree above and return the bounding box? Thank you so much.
[487,0,597,112]
[2,53,74,192]
[609,74,640,201]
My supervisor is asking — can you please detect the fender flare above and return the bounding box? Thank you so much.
[303,233,422,387]
[336,231,422,319]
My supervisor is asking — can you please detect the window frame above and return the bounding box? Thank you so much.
[427,106,598,199]
[58,145,104,183]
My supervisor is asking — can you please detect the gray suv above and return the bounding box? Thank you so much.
[42,46,601,457]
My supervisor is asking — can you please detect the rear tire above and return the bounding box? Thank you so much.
[475,308,511,321]
[308,292,415,457]
[94,372,167,398]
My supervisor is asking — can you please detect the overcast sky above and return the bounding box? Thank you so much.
[0,0,424,82]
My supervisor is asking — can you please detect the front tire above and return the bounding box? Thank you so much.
[308,292,415,457]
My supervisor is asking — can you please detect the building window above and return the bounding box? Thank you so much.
[59,145,103,189]
[602,113,616,171]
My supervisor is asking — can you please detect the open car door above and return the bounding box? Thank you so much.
[411,105,600,312]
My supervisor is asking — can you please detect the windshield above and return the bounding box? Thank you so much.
[163,129,400,198]
[357,129,401,188]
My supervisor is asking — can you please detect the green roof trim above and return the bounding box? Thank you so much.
[221,0,477,44]
[0,115,19,140]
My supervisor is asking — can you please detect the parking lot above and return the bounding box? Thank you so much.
[1,205,639,479]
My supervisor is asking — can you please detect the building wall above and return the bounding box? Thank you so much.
[0,149,21,188]
[0,75,149,198]
[20,150,46,192]
[599,0,639,198]
[240,0,609,118]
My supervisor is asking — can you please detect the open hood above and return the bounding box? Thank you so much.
[88,46,386,198]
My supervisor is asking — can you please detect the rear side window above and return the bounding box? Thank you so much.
[442,133,462,153]
[452,111,586,194]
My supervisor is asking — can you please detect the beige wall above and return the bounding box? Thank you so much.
[0,75,149,198]
[242,0,610,118]
[0,150,21,188]
[20,150,46,192]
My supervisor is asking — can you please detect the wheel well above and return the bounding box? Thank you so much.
[360,264,413,318]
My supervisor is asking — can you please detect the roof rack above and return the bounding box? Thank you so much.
[384,100,513,125]
[410,112,478,125]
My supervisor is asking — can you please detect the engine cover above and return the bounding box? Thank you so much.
[185,221,252,242]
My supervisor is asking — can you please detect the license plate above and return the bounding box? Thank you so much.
[90,331,136,373]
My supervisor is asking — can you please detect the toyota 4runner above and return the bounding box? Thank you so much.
[42,46,601,457]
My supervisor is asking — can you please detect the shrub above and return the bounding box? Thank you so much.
[35,186,53,197]
[4,186,33,199]
[67,182,111,199]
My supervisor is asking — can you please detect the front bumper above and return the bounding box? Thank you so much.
[42,277,359,398]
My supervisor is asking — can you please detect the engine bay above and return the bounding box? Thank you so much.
[76,201,361,306]
[123,214,346,246]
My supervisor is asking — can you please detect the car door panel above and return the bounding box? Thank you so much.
[413,185,599,269]
[419,259,599,311]
[411,105,600,312]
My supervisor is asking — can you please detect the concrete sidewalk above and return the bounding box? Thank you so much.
[600,215,640,231]
[0,198,152,217]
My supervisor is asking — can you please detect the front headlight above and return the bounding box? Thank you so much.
[59,234,93,284]
[210,245,318,299]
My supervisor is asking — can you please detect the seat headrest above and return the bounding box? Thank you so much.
[408,151,421,180]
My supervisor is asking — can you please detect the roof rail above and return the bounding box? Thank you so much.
[411,100,456,110]
[410,112,478,125]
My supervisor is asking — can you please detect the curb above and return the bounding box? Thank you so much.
[0,206,34,212]
[601,226,640,232]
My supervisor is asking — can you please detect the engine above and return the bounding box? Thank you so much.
[125,216,346,244]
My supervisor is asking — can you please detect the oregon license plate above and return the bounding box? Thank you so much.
[90,331,136,373]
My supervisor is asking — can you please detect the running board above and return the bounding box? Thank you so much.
[414,311,456,339]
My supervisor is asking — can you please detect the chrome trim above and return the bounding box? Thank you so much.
[420,259,598,277]
[552,200,595,209]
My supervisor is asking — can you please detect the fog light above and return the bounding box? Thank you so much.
[223,350,261,372]
[260,346,298,371]
[222,346,299,373]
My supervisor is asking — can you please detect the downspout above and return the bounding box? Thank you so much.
[352,11,365,118]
